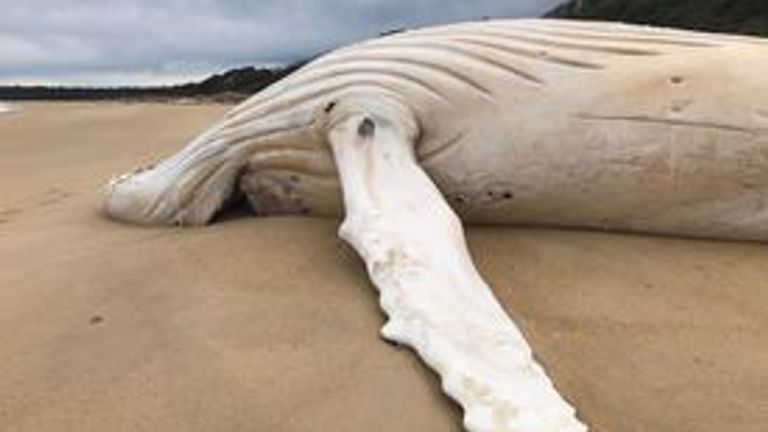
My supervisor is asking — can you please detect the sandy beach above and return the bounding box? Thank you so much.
[1,102,766,432]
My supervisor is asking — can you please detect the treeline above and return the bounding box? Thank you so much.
[546,0,768,37]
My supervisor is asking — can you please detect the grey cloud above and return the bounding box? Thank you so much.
[0,0,563,85]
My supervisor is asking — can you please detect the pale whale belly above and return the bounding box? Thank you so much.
[417,38,768,239]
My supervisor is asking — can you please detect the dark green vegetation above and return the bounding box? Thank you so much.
[546,0,768,37]
[0,63,306,102]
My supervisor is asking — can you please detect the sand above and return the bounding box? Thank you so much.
[1,102,766,432]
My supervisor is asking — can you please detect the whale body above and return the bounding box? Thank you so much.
[105,18,768,239]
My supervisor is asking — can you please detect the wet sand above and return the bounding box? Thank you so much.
[1,102,766,432]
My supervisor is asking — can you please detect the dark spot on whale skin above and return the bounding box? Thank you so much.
[89,315,104,325]
[483,186,515,204]
[670,76,684,85]
[451,194,469,207]
[358,117,375,138]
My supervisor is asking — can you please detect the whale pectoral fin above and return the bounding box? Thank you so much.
[326,96,587,432]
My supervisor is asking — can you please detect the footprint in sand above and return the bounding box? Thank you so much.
[38,187,75,207]
[0,188,77,225]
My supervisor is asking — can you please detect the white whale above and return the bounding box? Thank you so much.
[105,19,768,432]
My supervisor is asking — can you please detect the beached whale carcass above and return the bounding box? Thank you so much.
[104,19,768,432]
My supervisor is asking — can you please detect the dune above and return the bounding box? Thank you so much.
[0,102,766,432]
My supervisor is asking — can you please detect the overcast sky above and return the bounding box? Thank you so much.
[0,0,563,86]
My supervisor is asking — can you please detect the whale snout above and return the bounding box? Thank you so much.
[104,168,182,225]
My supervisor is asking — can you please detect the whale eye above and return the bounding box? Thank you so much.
[324,101,336,113]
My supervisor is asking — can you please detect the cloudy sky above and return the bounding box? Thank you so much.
[0,0,563,86]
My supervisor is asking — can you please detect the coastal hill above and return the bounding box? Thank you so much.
[546,0,768,36]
